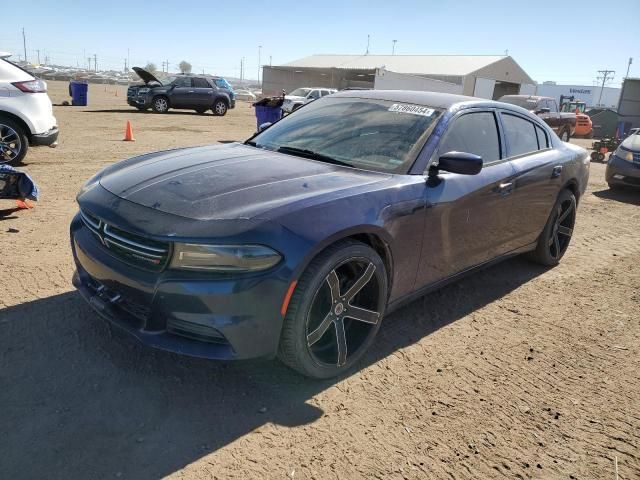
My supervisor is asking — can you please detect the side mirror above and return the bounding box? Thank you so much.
[536,107,551,114]
[436,151,483,175]
[258,122,272,132]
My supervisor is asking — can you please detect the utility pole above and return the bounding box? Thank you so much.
[392,39,397,55]
[240,57,243,81]
[94,53,97,72]
[166,59,169,73]
[269,55,272,67]
[366,34,370,55]
[127,48,130,71]
[625,58,633,79]
[22,27,27,63]
[87,57,92,71]
[124,58,127,73]
[596,69,615,106]
[36,49,40,65]
[258,45,262,83]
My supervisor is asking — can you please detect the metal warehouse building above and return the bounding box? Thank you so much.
[262,54,536,99]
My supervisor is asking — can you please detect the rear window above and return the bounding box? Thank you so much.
[501,113,540,157]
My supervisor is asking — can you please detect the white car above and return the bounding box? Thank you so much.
[234,89,257,102]
[282,87,337,113]
[0,54,58,165]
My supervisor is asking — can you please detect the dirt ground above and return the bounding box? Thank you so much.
[1,81,638,480]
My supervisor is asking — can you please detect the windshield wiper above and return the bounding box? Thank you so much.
[277,146,352,167]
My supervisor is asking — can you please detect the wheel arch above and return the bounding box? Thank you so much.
[562,179,581,204]
[290,226,395,298]
[0,110,32,139]
[152,94,170,107]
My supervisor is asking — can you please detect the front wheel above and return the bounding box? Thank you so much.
[278,240,388,379]
[527,189,576,266]
[0,116,29,165]
[151,96,169,113]
[560,128,570,142]
[212,100,228,116]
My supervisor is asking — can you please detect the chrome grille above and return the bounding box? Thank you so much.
[79,209,170,271]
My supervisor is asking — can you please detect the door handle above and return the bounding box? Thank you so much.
[494,182,514,195]
[188,90,195,93]
[551,165,563,178]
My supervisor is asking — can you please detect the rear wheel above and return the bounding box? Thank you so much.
[0,116,29,166]
[278,240,387,379]
[597,152,605,162]
[151,96,169,113]
[528,189,576,266]
[560,128,570,142]
[213,99,228,116]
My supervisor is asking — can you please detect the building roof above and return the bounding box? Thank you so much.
[281,54,509,76]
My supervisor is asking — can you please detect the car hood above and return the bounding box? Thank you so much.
[132,67,161,85]
[621,134,640,152]
[98,143,389,221]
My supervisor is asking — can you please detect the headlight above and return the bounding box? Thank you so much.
[170,244,282,272]
[138,87,150,94]
[615,147,634,162]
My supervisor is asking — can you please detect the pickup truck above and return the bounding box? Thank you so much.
[499,95,576,142]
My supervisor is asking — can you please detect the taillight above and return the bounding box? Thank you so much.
[12,79,47,93]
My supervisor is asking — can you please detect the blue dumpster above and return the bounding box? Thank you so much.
[69,80,88,106]
[255,105,283,130]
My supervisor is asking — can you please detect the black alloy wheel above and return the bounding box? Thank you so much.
[529,189,576,266]
[279,240,387,378]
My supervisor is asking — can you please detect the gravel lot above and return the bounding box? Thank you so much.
[1,82,639,479]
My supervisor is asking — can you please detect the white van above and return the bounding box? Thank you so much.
[0,53,58,164]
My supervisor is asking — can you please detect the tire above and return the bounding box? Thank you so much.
[278,240,388,379]
[597,152,605,162]
[212,99,228,116]
[590,151,598,161]
[151,96,169,113]
[195,108,207,114]
[0,116,29,166]
[559,128,570,142]
[292,103,302,112]
[527,189,577,266]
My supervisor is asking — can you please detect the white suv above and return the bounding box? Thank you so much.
[0,53,58,165]
[282,87,337,113]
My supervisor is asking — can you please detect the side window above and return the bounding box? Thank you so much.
[320,90,330,97]
[438,112,501,164]
[501,113,539,157]
[192,77,210,88]
[174,77,192,88]
[548,100,558,113]
[308,90,320,100]
[535,124,549,149]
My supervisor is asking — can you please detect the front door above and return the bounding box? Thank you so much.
[415,110,516,288]
[168,76,193,109]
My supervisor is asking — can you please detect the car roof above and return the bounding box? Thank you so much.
[500,94,550,101]
[332,89,493,109]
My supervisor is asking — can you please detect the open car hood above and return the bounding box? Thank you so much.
[132,67,161,85]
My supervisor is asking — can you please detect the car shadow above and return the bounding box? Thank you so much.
[0,256,547,479]
[593,188,640,205]
[85,109,214,116]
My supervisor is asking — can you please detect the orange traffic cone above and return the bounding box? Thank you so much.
[123,120,135,141]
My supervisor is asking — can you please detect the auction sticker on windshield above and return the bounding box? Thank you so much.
[388,104,435,117]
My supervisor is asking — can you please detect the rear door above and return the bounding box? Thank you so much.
[500,112,561,249]
[168,76,192,108]
[416,109,516,288]
[191,77,215,109]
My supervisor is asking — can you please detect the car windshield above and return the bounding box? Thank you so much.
[161,76,178,86]
[249,97,442,174]
[289,88,311,97]
[501,97,538,110]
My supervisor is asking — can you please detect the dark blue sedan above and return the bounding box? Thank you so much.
[71,90,590,378]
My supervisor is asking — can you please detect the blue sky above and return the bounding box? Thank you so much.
[2,0,637,86]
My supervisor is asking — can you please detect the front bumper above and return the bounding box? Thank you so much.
[127,96,151,108]
[31,126,59,146]
[606,154,640,187]
[70,213,289,360]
